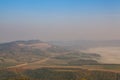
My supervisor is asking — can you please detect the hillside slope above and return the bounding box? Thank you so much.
[0,40,100,68]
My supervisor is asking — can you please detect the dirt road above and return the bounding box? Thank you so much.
[7,57,50,69]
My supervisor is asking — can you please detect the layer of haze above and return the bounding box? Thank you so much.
[0,0,120,42]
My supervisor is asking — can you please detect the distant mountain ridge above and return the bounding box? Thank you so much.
[0,40,43,47]
[49,40,120,49]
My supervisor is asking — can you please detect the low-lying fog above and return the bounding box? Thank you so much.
[82,47,120,64]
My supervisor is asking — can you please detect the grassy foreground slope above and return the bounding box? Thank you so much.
[0,67,120,80]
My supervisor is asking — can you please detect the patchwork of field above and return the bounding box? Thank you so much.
[82,47,120,64]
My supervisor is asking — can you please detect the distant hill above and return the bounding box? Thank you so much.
[0,40,101,68]
[0,40,69,68]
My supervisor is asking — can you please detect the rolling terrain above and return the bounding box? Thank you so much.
[0,40,120,80]
[0,40,101,68]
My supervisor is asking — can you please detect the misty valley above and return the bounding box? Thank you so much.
[1,0,120,80]
[0,40,120,80]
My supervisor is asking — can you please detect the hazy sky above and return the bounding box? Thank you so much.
[0,0,120,42]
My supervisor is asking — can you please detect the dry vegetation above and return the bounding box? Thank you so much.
[0,40,120,80]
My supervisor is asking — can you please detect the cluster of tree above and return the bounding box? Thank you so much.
[0,68,119,80]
